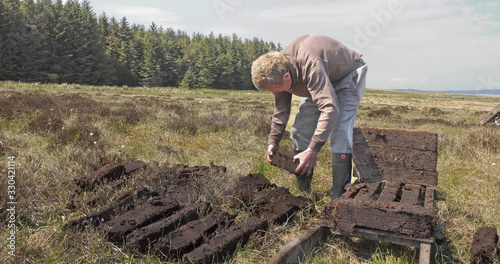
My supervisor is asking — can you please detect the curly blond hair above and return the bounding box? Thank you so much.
[251,51,288,91]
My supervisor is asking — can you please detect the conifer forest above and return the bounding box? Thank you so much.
[0,0,281,89]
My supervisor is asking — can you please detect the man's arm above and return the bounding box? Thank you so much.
[268,91,292,148]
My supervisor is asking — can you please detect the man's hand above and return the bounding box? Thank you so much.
[267,144,279,163]
[294,148,318,176]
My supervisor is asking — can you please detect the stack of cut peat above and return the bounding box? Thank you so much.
[65,161,312,263]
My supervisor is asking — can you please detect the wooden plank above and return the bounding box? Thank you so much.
[347,228,433,248]
[478,103,500,125]
[268,226,332,264]
[377,182,401,202]
[400,184,421,206]
[314,222,434,246]
[353,127,384,183]
[310,220,434,248]
[419,242,431,264]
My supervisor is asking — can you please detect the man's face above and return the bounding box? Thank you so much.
[266,83,289,95]
[265,73,292,95]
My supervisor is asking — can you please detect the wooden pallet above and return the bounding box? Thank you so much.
[268,127,440,264]
[478,103,500,125]
[269,183,438,264]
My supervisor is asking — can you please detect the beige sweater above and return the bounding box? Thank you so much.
[269,35,364,152]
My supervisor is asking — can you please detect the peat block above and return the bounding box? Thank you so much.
[125,202,210,253]
[123,161,148,174]
[253,187,312,224]
[164,178,200,204]
[236,173,273,192]
[324,182,436,239]
[470,227,500,264]
[165,164,227,179]
[104,196,180,242]
[154,211,235,259]
[235,173,274,206]
[65,187,156,230]
[257,199,298,224]
[76,163,125,190]
[183,217,269,264]
[253,187,310,209]
[270,149,299,174]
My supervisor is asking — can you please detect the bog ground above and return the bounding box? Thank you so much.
[0,81,499,263]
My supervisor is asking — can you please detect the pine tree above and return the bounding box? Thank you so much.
[139,22,166,87]
[56,0,110,84]
[0,0,39,82]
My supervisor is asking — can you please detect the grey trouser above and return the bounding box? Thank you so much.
[290,64,367,154]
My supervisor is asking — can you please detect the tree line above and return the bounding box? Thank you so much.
[0,0,281,89]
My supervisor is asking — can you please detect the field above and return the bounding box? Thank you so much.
[0,81,499,263]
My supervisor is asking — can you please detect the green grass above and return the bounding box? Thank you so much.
[0,81,499,263]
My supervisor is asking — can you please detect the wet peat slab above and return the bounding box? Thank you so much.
[65,187,157,230]
[104,196,180,242]
[125,202,211,253]
[269,149,299,174]
[470,227,500,264]
[182,217,269,264]
[154,211,236,259]
[66,163,312,263]
[75,161,148,190]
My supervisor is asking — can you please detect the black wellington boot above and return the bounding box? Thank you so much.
[332,153,352,200]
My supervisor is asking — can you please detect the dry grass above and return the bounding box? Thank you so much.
[0,81,499,263]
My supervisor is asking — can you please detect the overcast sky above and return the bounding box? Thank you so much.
[87,0,500,92]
